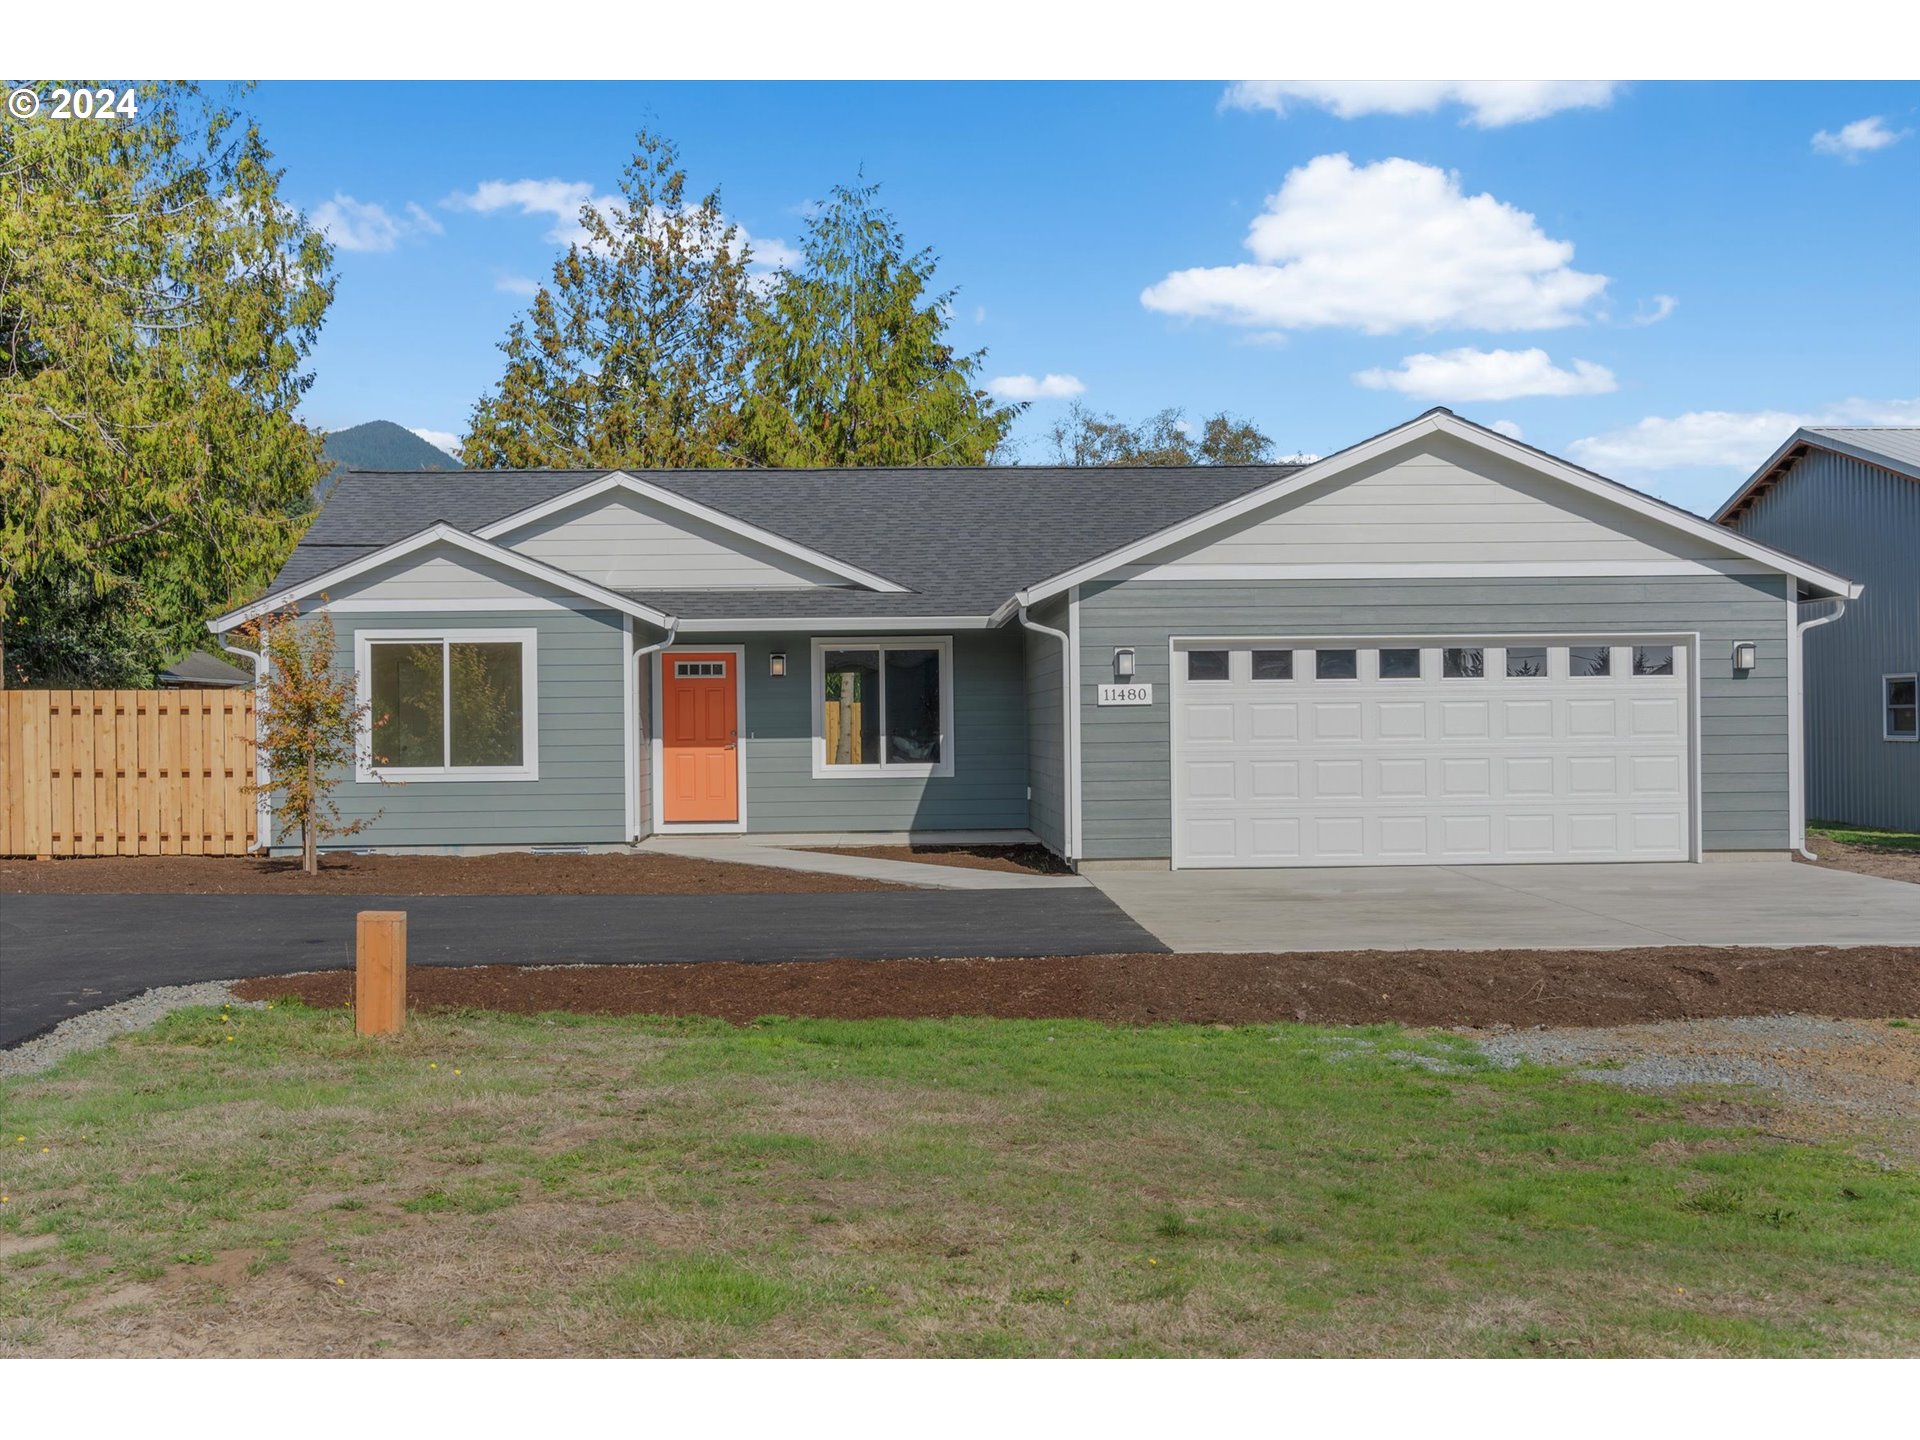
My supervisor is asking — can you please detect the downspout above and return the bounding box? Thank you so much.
[629,617,679,840]
[216,631,271,855]
[1789,591,1848,861]
[1016,601,1075,863]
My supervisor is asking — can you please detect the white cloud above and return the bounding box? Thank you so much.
[1812,115,1911,160]
[312,195,442,253]
[1628,294,1678,327]
[447,177,798,269]
[973,305,987,325]
[409,428,462,458]
[1224,81,1619,129]
[1141,154,1608,336]
[495,274,541,297]
[1355,347,1618,402]
[1569,396,1920,472]
[987,373,1087,401]
[1489,420,1525,440]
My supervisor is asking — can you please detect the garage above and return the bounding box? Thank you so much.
[1170,638,1694,868]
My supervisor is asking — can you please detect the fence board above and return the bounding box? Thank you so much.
[0,689,255,856]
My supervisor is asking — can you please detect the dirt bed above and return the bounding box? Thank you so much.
[813,843,1073,875]
[234,945,1920,1029]
[0,851,910,896]
[1796,835,1920,885]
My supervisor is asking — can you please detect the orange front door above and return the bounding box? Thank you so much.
[661,652,739,823]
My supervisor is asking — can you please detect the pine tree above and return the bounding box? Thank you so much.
[740,181,1020,467]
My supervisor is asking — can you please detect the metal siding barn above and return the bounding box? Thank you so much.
[1721,431,1920,831]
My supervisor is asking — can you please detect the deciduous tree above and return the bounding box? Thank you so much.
[1046,402,1278,467]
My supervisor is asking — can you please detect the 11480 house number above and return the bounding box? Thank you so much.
[1096,683,1153,706]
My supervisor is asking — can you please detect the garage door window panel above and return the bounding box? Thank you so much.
[1570,645,1612,678]
[1315,649,1358,681]
[1506,646,1548,678]
[1443,647,1484,679]
[1187,650,1230,682]
[1379,648,1422,680]
[1251,650,1294,681]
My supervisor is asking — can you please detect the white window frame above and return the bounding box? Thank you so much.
[355,628,540,782]
[1886,673,1919,742]
[810,636,955,779]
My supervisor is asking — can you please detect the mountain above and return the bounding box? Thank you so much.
[315,421,463,503]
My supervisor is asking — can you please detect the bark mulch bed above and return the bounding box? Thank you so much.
[812,842,1074,876]
[232,945,1920,1030]
[0,851,910,896]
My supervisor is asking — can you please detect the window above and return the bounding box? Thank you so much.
[1887,675,1919,741]
[1633,645,1674,676]
[1187,650,1229,682]
[813,639,952,776]
[1570,645,1612,678]
[674,660,726,678]
[1379,648,1421,680]
[1442,647,1484,679]
[1506,646,1548,678]
[1251,649,1293,681]
[358,630,536,780]
[1315,649,1357,680]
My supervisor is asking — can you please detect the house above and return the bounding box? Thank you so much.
[1716,426,1918,831]
[208,408,1860,869]
[157,649,254,689]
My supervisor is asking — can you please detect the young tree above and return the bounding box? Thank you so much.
[240,604,380,874]
[461,132,758,470]
[0,82,334,685]
[1046,402,1278,467]
[741,181,1020,466]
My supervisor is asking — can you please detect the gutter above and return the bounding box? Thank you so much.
[1789,593,1850,861]
[628,618,679,841]
[1015,603,1075,863]
[216,634,272,854]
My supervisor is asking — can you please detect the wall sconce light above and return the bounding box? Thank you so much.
[768,652,788,678]
[1113,647,1137,679]
[1732,640,1757,672]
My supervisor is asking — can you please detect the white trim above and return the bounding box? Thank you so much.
[1067,585,1084,861]
[318,596,608,614]
[1164,629,1702,870]
[650,643,748,834]
[809,636,956,780]
[474,471,909,593]
[1885,672,1920,742]
[1002,411,1862,614]
[622,615,637,842]
[208,523,675,633]
[1124,559,1783,582]
[677,614,992,633]
[353,627,540,783]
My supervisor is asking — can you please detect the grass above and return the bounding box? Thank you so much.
[1,1004,1917,1356]
[1809,821,1920,853]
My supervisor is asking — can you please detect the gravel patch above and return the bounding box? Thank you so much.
[0,983,259,1078]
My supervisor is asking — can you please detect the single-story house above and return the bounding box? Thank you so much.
[1716,425,1918,831]
[209,408,1861,869]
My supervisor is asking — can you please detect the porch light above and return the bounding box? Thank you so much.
[768,652,788,678]
[1732,640,1757,672]
[1114,647,1136,679]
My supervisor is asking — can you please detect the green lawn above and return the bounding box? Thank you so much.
[3,1004,1917,1356]
[1809,821,1920,852]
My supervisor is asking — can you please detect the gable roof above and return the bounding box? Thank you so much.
[267,462,1305,616]
[993,408,1863,617]
[1715,425,1920,525]
[209,523,676,633]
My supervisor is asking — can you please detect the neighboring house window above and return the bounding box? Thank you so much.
[356,629,539,781]
[1887,674,1919,742]
[813,638,954,778]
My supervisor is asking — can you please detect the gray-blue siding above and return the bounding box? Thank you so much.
[1727,451,1919,830]
[1023,597,1069,855]
[312,606,629,850]
[1073,574,1792,860]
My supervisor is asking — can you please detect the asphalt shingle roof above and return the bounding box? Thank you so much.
[274,464,1307,616]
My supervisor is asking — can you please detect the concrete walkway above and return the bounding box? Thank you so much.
[641,836,1090,891]
[1088,861,1920,953]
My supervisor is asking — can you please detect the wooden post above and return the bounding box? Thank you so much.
[355,910,407,1036]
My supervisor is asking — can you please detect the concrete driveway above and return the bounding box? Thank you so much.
[1088,862,1920,953]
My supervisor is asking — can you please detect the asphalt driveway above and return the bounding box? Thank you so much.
[0,890,1164,1048]
[1089,860,1920,953]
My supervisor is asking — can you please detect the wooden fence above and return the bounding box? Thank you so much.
[0,689,257,856]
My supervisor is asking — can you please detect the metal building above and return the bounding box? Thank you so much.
[1718,428,1920,831]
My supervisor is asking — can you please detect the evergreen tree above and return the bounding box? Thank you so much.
[741,181,1019,467]
[0,82,334,685]
[462,132,757,470]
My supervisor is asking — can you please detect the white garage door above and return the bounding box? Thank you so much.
[1172,640,1692,868]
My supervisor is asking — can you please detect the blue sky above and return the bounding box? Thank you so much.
[250,80,1920,515]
